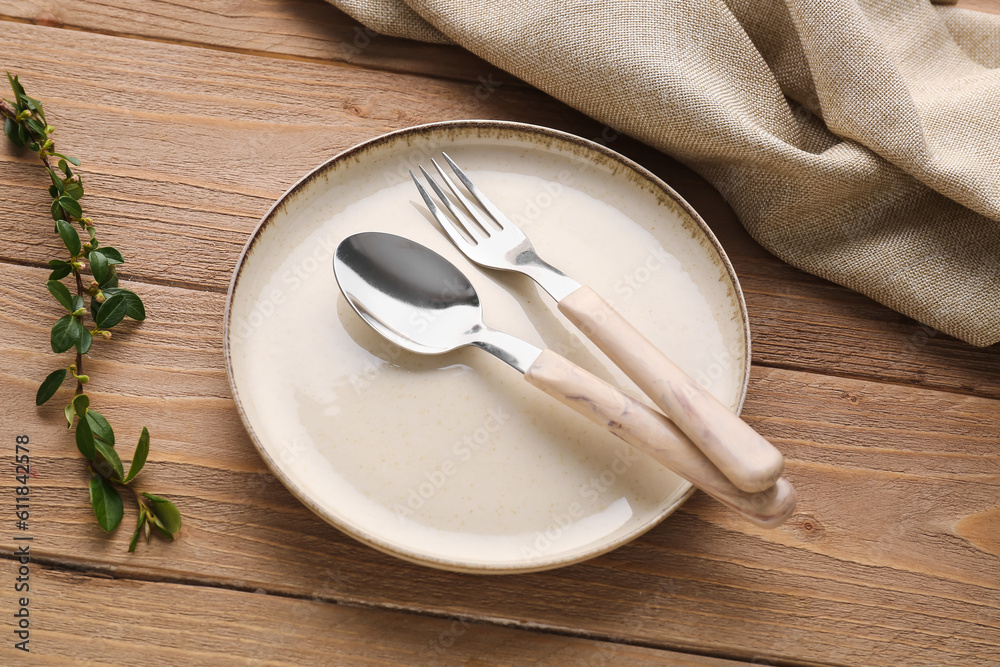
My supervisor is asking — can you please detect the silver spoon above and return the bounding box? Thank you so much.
[333,232,796,528]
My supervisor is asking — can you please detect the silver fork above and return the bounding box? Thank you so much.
[410,153,786,494]
[411,155,581,303]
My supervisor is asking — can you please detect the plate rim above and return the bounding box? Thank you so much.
[223,119,752,574]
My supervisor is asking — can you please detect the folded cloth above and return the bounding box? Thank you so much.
[329,0,1000,346]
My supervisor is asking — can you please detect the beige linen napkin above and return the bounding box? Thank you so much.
[329,0,1000,347]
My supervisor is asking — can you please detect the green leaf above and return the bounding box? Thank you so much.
[46,279,74,311]
[89,475,123,532]
[65,181,84,200]
[75,413,96,460]
[7,72,25,103]
[51,198,62,221]
[124,427,149,484]
[149,515,179,539]
[90,296,101,322]
[128,526,141,551]
[89,250,109,284]
[25,117,45,136]
[100,267,118,289]
[73,393,90,416]
[77,325,92,355]
[58,158,71,176]
[55,219,81,256]
[47,167,62,190]
[35,368,67,406]
[48,260,73,281]
[3,116,21,146]
[94,292,128,327]
[150,521,174,540]
[128,510,146,552]
[52,152,81,167]
[49,265,72,280]
[22,94,44,122]
[94,440,124,482]
[51,314,84,353]
[86,409,114,446]
[95,247,124,265]
[48,184,59,198]
[71,294,84,312]
[64,402,75,428]
[99,288,145,323]
[142,493,181,534]
[58,195,82,218]
[122,290,144,320]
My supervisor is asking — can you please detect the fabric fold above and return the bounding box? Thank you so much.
[326,0,1000,346]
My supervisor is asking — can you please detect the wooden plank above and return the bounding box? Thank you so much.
[0,0,994,90]
[0,0,519,85]
[0,562,756,666]
[1,263,998,667]
[0,20,594,292]
[0,6,997,667]
[2,19,997,400]
[956,0,1000,13]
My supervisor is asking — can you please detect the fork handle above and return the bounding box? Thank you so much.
[558,286,784,493]
[525,349,795,527]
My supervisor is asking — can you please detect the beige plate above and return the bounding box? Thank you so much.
[225,121,750,574]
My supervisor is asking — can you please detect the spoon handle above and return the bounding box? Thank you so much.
[525,349,796,528]
[558,286,784,493]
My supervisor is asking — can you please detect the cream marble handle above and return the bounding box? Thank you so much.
[559,286,784,493]
[525,350,796,528]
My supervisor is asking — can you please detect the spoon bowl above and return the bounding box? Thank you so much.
[334,232,483,355]
[335,232,542,372]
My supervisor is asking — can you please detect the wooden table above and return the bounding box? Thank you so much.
[1,2,998,664]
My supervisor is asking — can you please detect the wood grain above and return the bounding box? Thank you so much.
[1,6,1000,665]
[0,20,592,292]
[0,0,517,85]
[0,562,758,666]
[1,265,998,666]
[1,19,997,403]
[955,0,1000,12]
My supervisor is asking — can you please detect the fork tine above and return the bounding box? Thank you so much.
[441,152,509,230]
[418,165,485,242]
[430,158,497,235]
[410,168,478,248]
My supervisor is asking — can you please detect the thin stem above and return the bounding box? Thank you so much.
[74,266,85,394]
[38,151,54,172]
[7,75,178,549]
[6,94,90,393]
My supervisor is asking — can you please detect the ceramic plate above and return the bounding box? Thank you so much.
[225,121,750,573]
